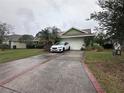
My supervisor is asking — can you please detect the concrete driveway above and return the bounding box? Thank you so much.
[0,51,97,93]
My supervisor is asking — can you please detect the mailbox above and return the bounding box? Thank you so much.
[116,50,121,55]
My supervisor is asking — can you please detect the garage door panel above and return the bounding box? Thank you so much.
[62,38,84,50]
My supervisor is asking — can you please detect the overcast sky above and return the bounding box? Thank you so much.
[0,0,100,36]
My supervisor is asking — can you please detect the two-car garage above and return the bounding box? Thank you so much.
[61,37,85,50]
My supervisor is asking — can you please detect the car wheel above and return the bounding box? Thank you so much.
[68,46,70,51]
[49,51,53,53]
[63,48,65,52]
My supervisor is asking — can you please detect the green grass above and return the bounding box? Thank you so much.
[0,49,45,63]
[85,50,113,63]
[84,50,124,93]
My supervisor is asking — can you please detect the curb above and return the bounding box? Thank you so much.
[83,63,106,93]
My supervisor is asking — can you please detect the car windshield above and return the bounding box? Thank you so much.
[55,42,65,45]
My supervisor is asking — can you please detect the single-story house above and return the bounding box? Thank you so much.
[61,28,94,50]
[3,35,26,49]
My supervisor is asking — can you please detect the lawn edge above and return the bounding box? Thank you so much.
[82,63,106,93]
[0,49,46,64]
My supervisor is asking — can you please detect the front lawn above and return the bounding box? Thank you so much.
[84,50,124,93]
[0,49,45,64]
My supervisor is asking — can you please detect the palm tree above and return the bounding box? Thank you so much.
[36,27,60,51]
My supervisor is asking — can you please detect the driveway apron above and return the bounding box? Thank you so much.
[0,51,97,93]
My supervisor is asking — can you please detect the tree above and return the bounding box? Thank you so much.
[84,36,94,47]
[36,26,61,51]
[51,26,61,43]
[19,35,34,43]
[90,0,124,44]
[19,35,34,48]
[94,32,106,46]
[0,22,10,44]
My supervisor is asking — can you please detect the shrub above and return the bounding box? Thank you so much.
[26,44,44,49]
[86,43,104,52]
[93,43,104,52]
[0,44,10,50]
[86,45,94,51]
[103,44,113,49]
[35,44,44,49]
[26,44,35,49]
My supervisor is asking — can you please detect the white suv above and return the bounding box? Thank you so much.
[50,42,70,52]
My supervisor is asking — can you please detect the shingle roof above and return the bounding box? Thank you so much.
[81,29,91,34]
[5,35,22,42]
[61,27,94,38]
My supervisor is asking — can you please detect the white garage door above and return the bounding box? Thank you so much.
[62,37,85,50]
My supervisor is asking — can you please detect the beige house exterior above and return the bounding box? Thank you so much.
[4,41,26,49]
[61,28,94,50]
[3,35,26,49]
[11,42,26,49]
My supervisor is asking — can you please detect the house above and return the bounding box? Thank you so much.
[61,28,94,50]
[3,35,26,49]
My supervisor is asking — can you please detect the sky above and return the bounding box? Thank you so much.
[0,0,100,36]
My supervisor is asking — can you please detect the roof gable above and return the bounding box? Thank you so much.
[62,28,86,36]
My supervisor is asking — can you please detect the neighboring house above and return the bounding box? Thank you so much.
[61,28,94,50]
[33,37,41,44]
[3,35,26,49]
